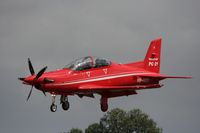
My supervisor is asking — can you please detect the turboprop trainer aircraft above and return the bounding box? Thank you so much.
[18,38,191,112]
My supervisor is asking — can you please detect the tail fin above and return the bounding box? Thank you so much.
[144,38,162,73]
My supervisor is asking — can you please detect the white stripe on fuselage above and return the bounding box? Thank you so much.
[53,72,155,86]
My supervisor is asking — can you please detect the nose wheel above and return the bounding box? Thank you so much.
[50,104,57,112]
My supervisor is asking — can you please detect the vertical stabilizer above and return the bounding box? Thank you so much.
[144,38,162,73]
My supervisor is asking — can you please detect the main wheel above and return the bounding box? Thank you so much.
[100,97,108,112]
[101,103,108,112]
[50,104,57,112]
[62,101,70,111]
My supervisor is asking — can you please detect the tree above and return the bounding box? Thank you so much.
[67,128,83,133]
[69,108,162,133]
[86,108,162,133]
[100,108,127,133]
[85,123,102,133]
[125,109,162,133]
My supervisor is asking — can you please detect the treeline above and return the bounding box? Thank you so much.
[63,108,162,133]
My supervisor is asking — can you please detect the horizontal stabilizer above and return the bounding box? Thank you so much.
[159,75,192,79]
[141,74,192,80]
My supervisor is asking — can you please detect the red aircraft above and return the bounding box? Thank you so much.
[19,38,191,112]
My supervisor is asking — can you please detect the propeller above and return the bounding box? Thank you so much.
[25,58,47,101]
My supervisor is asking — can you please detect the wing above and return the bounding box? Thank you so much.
[78,84,162,91]
[76,84,162,98]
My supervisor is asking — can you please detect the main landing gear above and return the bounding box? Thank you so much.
[60,95,70,111]
[100,97,108,112]
[50,95,70,112]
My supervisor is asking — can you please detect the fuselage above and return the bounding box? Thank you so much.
[24,61,160,95]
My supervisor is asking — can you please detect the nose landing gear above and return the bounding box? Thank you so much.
[50,94,57,112]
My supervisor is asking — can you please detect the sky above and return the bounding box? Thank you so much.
[0,0,199,132]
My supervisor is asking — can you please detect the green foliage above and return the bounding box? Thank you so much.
[67,128,83,133]
[85,123,102,133]
[100,108,127,133]
[69,108,162,133]
[125,109,162,133]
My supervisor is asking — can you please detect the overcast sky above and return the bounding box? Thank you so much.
[0,0,199,133]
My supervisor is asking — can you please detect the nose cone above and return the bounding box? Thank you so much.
[23,76,35,85]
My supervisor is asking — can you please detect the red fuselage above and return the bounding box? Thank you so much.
[24,61,161,95]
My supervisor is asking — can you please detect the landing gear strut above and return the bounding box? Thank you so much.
[100,97,108,112]
[60,95,70,111]
[50,94,57,112]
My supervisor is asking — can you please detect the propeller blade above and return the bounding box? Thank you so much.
[26,85,33,101]
[35,66,47,79]
[28,58,35,75]
[34,84,46,96]
[18,77,25,81]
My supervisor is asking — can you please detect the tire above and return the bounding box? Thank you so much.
[62,102,70,111]
[101,103,108,112]
[50,104,57,112]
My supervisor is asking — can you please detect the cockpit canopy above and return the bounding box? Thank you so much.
[64,56,112,71]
